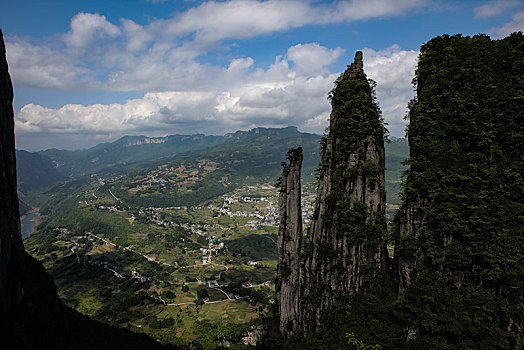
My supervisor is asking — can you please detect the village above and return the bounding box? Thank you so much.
[25,168,322,346]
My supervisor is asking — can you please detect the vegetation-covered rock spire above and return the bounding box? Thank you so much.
[299,51,388,331]
[395,33,524,348]
[270,34,523,349]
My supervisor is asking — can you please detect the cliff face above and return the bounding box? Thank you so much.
[0,27,69,347]
[299,52,388,331]
[270,35,523,349]
[395,33,524,348]
[0,27,25,317]
[275,148,303,336]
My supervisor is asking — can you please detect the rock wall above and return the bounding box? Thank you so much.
[395,197,429,291]
[0,27,25,319]
[275,148,303,336]
[299,51,388,331]
[394,33,524,348]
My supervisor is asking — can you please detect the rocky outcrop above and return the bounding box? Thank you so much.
[394,33,524,348]
[395,197,430,291]
[122,136,167,147]
[275,148,303,336]
[299,51,388,331]
[271,35,523,348]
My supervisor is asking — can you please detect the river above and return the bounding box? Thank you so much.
[21,210,39,240]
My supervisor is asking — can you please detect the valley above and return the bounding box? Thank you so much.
[25,180,286,347]
[19,128,407,348]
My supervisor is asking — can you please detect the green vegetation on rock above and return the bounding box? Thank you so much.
[395,32,524,349]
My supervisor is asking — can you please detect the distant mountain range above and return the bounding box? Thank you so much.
[16,126,408,204]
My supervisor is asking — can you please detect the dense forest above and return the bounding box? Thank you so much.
[395,32,524,349]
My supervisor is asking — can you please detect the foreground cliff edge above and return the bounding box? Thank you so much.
[0,29,179,350]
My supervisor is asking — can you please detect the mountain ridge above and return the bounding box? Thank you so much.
[18,127,407,201]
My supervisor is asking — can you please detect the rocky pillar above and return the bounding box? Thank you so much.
[299,51,388,331]
[276,147,303,336]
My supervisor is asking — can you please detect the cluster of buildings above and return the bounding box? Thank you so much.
[207,194,280,227]
[201,236,225,264]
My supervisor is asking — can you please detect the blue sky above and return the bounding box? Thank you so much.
[1,0,523,151]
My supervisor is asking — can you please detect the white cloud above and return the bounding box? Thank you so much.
[286,43,344,75]
[6,1,429,92]
[5,38,93,90]
[330,0,429,22]
[15,47,338,138]
[160,0,429,44]
[122,19,154,52]
[8,1,428,148]
[489,10,524,37]
[16,91,219,135]
[228,57,255,72]
[64,13,121,49]
[363,45,418,137]
[160,0,316,43]
[474,0,521,19]
[15,43,417,143]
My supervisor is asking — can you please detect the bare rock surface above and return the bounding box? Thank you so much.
[276,148,303,336]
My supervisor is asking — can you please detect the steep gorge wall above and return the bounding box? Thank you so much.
[0,29,176,350]
[0,27,25,320]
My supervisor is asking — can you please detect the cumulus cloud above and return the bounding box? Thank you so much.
[122,19,154,52]
[286,43,344,75]
[16,43,417,145]
[363,45,418,137]
[488,10,524,37]
[9,0,427,149]
[6,0,428,92]
[15,47,338,139]
[474,0,521,19]
[64,13,121,49]
[6,38,94,90]
[16,91,218,134]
